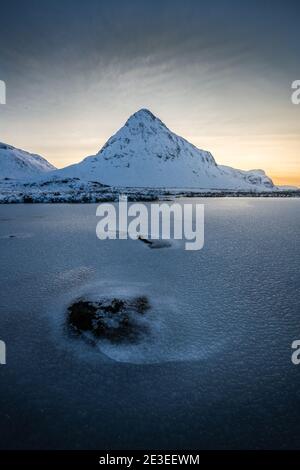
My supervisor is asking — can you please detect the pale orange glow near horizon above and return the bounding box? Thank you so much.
[1,0,299,189]
[271,175,300,187]
[1,46,299,188]
[1,65,299,188]
[20,126,299,188]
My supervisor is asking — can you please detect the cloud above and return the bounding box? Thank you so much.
[0,0,299,184]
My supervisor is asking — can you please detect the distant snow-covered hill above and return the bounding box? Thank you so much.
[0,142,56,180]
[56,109,275,190]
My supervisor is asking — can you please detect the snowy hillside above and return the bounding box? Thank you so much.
[0,142,56,180]
[57,109,275,190]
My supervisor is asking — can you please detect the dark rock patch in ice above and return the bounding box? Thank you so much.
[138,235,172,249]
[0,232,33,239]
[67,295,151,344]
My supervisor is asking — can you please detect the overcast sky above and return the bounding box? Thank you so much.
[0,0,299,185]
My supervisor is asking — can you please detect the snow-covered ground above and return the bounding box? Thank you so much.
[0,177,299,203]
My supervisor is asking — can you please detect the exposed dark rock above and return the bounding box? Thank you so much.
[133,295,150,313]
[138,235,152,246]
[138,236,172,249]
[23,195,33,203]
[68,300,97,331]
[67,295,150,343]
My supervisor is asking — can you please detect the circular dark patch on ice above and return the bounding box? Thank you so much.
[67,295,151,344]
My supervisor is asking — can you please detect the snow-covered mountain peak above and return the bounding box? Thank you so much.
[0,142,56,180]
[124,108,165,130]
[98,108,176,156]
[95,108,217,170]
[51,109,275,190]
[127,108,159,122]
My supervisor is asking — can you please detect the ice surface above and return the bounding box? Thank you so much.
[0,199,300,449]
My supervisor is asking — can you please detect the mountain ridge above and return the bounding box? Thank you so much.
[0,109,282,190]
[56,108,275,190]
[0,142,56,180]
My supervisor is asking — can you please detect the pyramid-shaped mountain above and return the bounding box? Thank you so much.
[55,109,274,190]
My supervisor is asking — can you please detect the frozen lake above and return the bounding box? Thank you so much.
[0,198,299,449]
